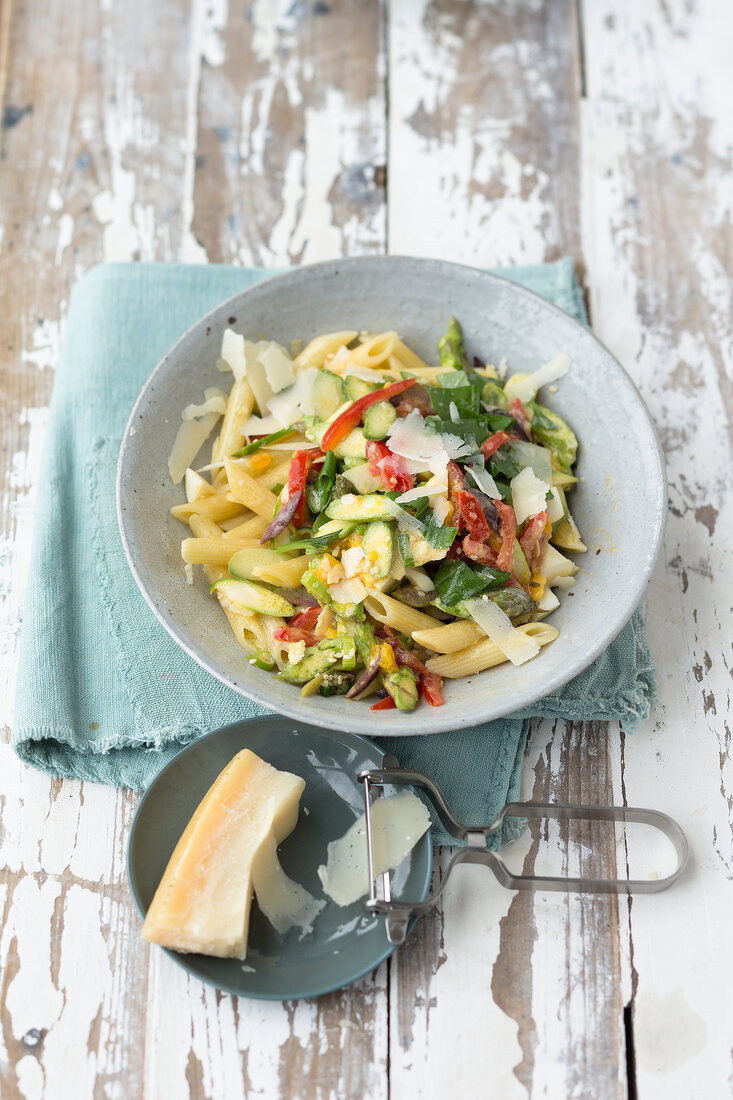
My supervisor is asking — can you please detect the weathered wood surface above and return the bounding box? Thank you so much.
[0,1,730,1098]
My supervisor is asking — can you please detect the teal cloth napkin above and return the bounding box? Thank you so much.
[13,260,656,846]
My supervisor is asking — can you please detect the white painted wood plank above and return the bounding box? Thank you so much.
[582,0,733,1095]
[387,3,631,1097]
[0,3,388,1099]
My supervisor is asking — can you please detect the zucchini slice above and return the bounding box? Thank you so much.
[212,578,295,617]
[312,370,347,419]
[326,493,397,523]
[363,401,397,441]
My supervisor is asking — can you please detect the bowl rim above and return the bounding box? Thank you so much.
[116,255,666,735]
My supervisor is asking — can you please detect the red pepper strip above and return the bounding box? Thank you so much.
[365,440,412,493]
[509,397,532,437]
[481,430,515,460]
[421,673,445,707]
[287,450,321,525]
[494,500,517,573]
[519,511,549,573]
[273,626,319,647]
[321,377,417,451]
[289,605,321,631]
[370,696,397,710]
[453,490,491,540]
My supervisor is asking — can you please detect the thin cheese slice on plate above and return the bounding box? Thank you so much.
[318,790,431,908]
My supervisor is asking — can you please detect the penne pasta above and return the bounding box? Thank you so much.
[222,514,269,540]
[425,624,558,678]
[391,339,432,373]
[252,555,312,588]
[181,537,261,566]
[411,620,484,654]
[212,377,255,462]
[293,331,358,370]
[224,457,280,518]
[364,592,441,636]
[350,331,397,368]
[171,495,245,525]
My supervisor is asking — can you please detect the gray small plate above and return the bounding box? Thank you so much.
[127,717,432,1000]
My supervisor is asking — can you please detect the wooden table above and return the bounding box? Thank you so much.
[1,2,731,1097]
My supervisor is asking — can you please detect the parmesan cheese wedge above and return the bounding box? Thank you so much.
[141,750,306,959]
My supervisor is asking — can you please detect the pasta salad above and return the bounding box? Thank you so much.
[168,320,585,712]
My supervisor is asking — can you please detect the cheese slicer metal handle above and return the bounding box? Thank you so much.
[360,755,689,946]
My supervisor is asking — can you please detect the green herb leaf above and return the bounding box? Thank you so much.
[305,449,336,514]
[433,560,510,605]
[422,511,459,549]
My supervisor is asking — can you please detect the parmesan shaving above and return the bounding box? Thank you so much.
[464,596,541,666]
[432,497,452,525]
[546,487,565,524]
[380,495,425,533]
[168,412,220,485]
[266,367,318,427]
[243,340,276,413]
[241,414,283,435]
[537,588,560,612]
[185,467,215,503]
[504,352,570,404]
[182,389,228,421]
[395,468,447,504]
[220,329,247,381]
[510,466,550,525]
[465,457,500,500]
[257,342,296,394]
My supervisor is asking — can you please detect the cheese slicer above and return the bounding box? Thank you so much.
[360,755,689,946]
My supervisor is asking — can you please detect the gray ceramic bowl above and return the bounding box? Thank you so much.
[117,257,665,736]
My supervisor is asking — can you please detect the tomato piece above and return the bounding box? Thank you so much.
[453,490,491,540]
[462,536,498,566]
[421,672,444,707]
[272,626,319,646]
[446,459,466,497]
[289,605,321,630]
[321,377,416,450]
[365,440,413,493]
[519,510,549,573]
[370,696,397,711]
[287,450,321,525]
[509,397,532,437]
[494,500,517,573]
[481,430,514,460]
